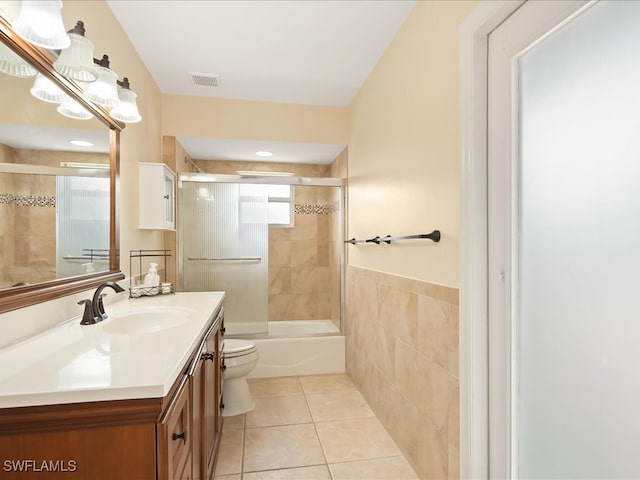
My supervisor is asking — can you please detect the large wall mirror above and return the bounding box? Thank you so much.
[0,13,123,313]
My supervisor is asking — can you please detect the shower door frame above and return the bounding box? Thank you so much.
[178,173,346,334]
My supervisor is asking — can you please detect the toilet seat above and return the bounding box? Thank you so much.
[224,339,257,358]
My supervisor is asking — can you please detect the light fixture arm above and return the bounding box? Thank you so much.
[117,77,131,89]
[68,20,86,37]
[93,54,110,68]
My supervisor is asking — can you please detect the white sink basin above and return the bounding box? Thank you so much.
[102,306,193,335]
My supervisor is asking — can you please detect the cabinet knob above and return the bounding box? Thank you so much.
[172,430,187,443]
[163,194,170,199]
[221,364,227,371]
[221,326,226,335]
[220,402,225,410]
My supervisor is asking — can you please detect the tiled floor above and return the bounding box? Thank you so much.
[214,374,419,480]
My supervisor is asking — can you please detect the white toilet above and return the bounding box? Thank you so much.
[222,339,259,417]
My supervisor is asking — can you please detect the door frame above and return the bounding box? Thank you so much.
[459,1,598,478]
[458,2,524,478]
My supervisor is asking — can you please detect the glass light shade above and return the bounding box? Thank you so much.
[30,73,64,103]
[13,1,70,50]
[110,87,142,123]
[0,42,37,78]
[53,33,97,82]
[57,95,92,120]
[84,66,119,107]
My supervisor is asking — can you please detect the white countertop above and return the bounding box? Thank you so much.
[0,292,225,409]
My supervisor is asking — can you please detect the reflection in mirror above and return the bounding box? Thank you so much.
[0,151,110,290]
[0,55,110,291]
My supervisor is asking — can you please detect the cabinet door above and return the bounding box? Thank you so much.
[163,169,175,227]
[191,354,204,480]
[138,163,176,230]
[157,378,191,480]
[203,330,218,479]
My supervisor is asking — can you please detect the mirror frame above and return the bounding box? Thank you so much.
[0,14,124,313]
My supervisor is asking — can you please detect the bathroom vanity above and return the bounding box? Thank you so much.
[0,292,225,480]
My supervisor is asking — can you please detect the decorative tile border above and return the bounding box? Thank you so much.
[294,203,337,215]
[0,193,56,208]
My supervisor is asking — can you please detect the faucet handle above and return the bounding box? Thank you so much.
[78,299,99,326]
[97,293,109,319]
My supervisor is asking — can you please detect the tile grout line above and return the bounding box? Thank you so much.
[302,378,335,480]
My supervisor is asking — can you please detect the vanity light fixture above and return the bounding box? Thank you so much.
[57,94,92,120]
[4,4,143,124]
[30,73,65,103]
[84,55,119,107]
[255,151,274,157]
[0,41,37,78]
[53,21,97,83]
[13,0,70,50]
[110,77,142,123]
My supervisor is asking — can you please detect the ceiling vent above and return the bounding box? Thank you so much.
[189,72,220,87]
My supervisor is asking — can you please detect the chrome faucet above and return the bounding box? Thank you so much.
[78,282,125,325]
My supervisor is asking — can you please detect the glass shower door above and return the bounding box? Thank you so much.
[181,181,269,335]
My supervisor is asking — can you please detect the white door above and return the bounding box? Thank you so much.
[488,0,640,477]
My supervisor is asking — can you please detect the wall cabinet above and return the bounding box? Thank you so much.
[139,162,176,230]
[0,308,224,479]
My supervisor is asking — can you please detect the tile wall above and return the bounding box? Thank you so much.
[346,265,459,479]
[0,144,108,287]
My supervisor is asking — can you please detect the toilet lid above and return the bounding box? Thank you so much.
[224,339,257,357]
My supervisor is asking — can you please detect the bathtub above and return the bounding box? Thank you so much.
[237,320,345,378]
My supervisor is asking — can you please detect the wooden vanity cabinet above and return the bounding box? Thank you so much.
[0,308,224,480]
[189,311,225,480]
[158,376,192,480]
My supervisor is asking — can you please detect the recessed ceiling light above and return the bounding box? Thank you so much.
[255,151,273,157]
[69,139,94,147]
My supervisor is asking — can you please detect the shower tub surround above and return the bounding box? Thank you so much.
[244,320,345,378]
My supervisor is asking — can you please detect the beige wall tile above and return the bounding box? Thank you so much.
[448,304,459,378]
[346,266,459,480]
[417,295,449,370]
[448,443,460,480]
[394,340,420,406]
[315,417,400,463]
[416,414,449,480]
[329,456,418,480]
[291,240,318,266]
[291,265,318,294]
[269,293,293,321]
[287,293,317,320]
[291,213,318,241]
[388,393,420,467]
[379,284,417,346]
[448,381,460,448]
[418,356,453,435]
[269,267,291,295]
[269,239,291,267]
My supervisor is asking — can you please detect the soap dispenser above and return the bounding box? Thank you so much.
[143,262,160,295]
